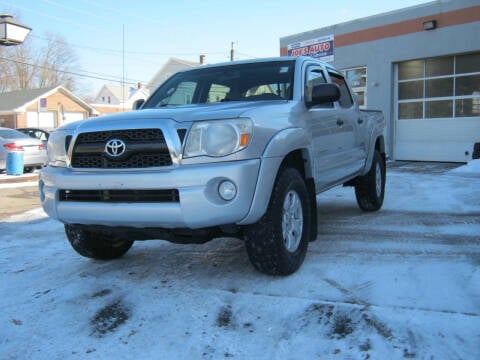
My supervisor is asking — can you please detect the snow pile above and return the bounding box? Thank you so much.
[448,159,480,176]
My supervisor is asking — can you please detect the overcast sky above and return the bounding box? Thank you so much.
[1,0,432,94]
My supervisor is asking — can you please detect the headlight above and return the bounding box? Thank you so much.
[184,118,253,158]
[47,130,71,167]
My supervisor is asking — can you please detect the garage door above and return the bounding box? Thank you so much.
[394,54,480,162]
[63,112,85,124]
[27,111,56,128]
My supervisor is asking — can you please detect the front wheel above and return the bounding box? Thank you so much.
[244,168,311,276]
[354,150,386,211]
[65,224,134,260]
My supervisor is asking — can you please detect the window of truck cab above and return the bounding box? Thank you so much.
[143,60,295,108]
[328,72,354,108]
[305,65,332,108]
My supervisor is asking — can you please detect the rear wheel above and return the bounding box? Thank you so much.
[244,168,311,276]
[65,224,134,259]
[354,150,385,211]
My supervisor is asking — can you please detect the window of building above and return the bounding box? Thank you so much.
[343,67,367,108]
[397,53,480,119]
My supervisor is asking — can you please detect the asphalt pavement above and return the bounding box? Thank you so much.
[0,172,40,218]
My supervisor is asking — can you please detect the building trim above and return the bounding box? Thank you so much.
[280,5,480,55]
[336,5,480,47]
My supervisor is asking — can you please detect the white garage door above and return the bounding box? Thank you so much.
[394,54,480,162]
[27,111,56,128]
[63,112,85,124]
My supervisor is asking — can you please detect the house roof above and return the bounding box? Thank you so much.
[0,86,98,114]
[0,87,56,111]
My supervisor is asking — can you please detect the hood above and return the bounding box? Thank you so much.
[68,101,290,130]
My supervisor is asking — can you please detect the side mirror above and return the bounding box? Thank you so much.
[308,83,340,107]
[133,99,145,110]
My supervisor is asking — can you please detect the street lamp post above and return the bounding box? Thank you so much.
[0,14,31,46]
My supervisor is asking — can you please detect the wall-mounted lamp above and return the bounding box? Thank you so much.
[423,20,437,31]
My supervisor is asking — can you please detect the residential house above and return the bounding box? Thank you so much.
[147,57,201,92]
[0,86,98,129]
[91,83,150,115]
[90,57,202,116]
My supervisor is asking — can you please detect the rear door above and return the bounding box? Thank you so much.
[327,71,365,178]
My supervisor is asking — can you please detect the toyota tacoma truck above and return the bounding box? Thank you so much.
[40,56,386,275]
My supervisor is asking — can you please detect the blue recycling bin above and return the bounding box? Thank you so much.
[6,151,24,175]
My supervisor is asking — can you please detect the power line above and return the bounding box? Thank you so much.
[0,56,143,85]
[41,0,117,24]
[236,52,260,59]
[28,34,226,57]
[3,2,228,57]
[76,0,160,24]
[0,1,115,35]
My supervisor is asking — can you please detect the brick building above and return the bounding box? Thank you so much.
[0,86,97,129]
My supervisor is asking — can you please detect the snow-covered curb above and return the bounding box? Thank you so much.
[448,159,480,176]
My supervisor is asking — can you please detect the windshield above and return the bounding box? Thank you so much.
[143,60,295,108]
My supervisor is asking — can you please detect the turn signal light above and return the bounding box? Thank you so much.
[240,133,250,147]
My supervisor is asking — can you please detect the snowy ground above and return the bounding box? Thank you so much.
[1,161,479,360]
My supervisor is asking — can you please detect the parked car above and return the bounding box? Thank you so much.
[17,127,51,147]
[0,127,48,173]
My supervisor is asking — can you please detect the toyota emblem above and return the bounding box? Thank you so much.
[105,139,126,157]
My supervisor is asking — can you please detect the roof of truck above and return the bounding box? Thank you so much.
[176,56,336,72]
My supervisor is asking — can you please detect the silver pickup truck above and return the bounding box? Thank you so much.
[40,56,386,275]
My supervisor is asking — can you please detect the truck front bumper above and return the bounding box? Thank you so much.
[39,159,260,229]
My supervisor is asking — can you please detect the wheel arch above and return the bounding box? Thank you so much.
[238,128,315,226]
[363,135,386,176]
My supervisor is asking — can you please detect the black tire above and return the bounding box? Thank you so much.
[65,224,134,260]
[244,168,311,276]
[355,150,386,211]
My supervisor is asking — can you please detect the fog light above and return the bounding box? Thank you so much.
[218,180,237,201]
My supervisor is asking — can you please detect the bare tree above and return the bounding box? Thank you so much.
[0,32,78,93]
[0,47,11,92]
[11,40,36,90]
[36,33,77,90]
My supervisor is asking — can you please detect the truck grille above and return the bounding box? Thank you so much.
[70,129,172,168]
[59,189,179,203]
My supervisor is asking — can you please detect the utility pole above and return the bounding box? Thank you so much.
[230,41,235,61]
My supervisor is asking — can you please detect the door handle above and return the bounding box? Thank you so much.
[336,118,344,126]
[358,118,364,124]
